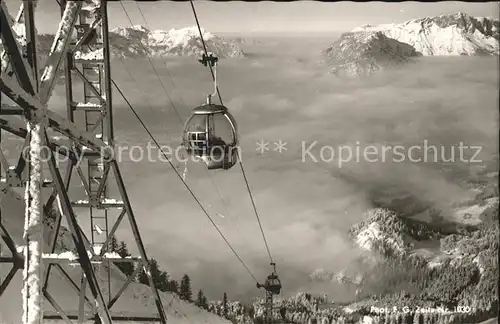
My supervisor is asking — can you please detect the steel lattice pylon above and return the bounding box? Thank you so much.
[0,1,167,323]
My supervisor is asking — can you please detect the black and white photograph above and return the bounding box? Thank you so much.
[0,0,498,323]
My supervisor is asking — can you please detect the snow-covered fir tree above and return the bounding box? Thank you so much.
[179,274,193,301]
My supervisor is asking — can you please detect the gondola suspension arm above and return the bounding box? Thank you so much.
[199,53,219,104]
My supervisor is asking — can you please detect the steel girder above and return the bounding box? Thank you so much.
[0,1,167,323]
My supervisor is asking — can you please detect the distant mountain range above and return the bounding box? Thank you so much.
[3,12,498,80]
[0,24,244,60]
[322,12,499,77]
[352,12,499,56]
[109,25,244,58]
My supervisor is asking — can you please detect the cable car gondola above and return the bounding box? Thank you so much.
[257,262,282,295]
[182,96,239,170]
[181,53,239,170]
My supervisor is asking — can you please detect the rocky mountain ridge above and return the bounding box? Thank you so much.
[351,12,499,56]
[322,12,499,77]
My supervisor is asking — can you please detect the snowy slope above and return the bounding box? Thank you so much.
[347,208,434,256]
[307,208,430,285]
[449,197,499,226]
[321,31,420,77]
[351,12,499,56]
[0,189,231,324]
[340,198,497,274]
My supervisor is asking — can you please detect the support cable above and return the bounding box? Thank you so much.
[119,1,233,222]
[119,0,271,285]
[189,0,223,105]
[111,79,259,284]
[118,1,183,124]
[189,0,275,265]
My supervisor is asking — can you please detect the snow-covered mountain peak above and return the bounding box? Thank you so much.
[321,31,419,77]
[111,24,149,37]
[112,25,215,43]
[109,24,243,58]
[164,26,216,41]
[351,12,499,56]
[132,24,149,33]
[147,26,214,48]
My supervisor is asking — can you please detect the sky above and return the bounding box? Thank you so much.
[4,0,499,35]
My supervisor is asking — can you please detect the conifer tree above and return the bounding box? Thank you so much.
[413,312,421,324]
[436,313,443,324]
[422,312,429,324]
[248,305,255,319]
[115,241,134,277]
[196,289,207,308]
[148,259,170,291]
[168,280,179,294]
[279,306,287,320]
[136,258,170,292]
[223,292,228,317]
[149,258,160,279]
[201,295,208,310]
[116,241,128,257]
[158,271,170,292]
[403,312,412,324]
[108,235,119,252]
[137,264,149,285]
[179,274,192,301]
